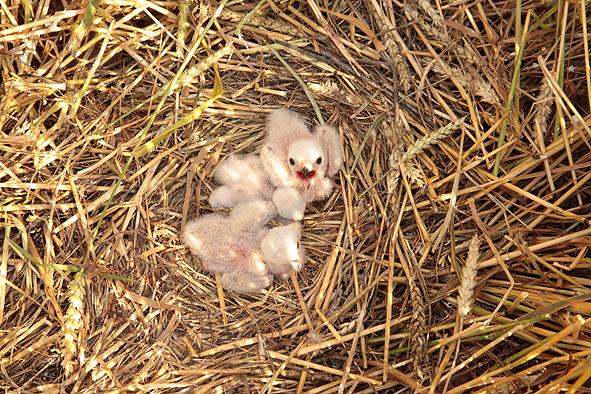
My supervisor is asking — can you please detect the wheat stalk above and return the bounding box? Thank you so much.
[369,0,411,92]
[406,3,481,66]
[458,236,480,318]
[307,80,363,105]
[176,0,191,58]
[534,79,553,134]
[387,155,401,194]
[408,272,428,381]
[453,39,482,66]
[384,119,403,195]
[404,4,446,41]
[432,63,500,106]
[176,45,233,89]
[61,269,87,377]
[401,117,464,163]
[221,9,306,38]
[401,234,429,382]
[415,0,444,27]
[532,78,555,189]
[405,161,425,188]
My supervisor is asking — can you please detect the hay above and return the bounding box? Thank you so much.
[1,0,590,392]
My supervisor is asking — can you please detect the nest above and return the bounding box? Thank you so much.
[1,0,590,392]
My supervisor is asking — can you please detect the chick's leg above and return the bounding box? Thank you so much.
[266,261,293,278]
[221,270,273,294]
[213,155,247,185]
[273,187,306,221]
[208,186,241,208]
[230,200,277,230]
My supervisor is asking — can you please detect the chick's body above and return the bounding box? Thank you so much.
[183,201,276,293]
[184,213,267,271]
[183,200,307,293]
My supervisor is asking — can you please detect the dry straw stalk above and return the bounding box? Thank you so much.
[1,0,590,392]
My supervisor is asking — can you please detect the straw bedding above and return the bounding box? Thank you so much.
[1,0,590,392]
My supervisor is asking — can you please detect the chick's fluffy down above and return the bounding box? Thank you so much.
[183,213,267,273]
[209,154,274,208]
[265,108,314,155]
[183,200,276,293]
[260,109,315,189]
[260,109,343,204]
[260,222,305,277]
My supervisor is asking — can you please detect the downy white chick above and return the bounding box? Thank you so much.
[260,108,343,220]
[183,200,306,293]
[183,200,276,293]
[208,154,274,208]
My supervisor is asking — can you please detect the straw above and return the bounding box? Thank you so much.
[1,0,590,392]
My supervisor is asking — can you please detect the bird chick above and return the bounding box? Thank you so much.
[183,200,277,294]
[260,222,305,278]
[208,154,274,208]
[260,108,343,219]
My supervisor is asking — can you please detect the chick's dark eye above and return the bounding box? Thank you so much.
[316,157,322,164]
[289,158,295,165]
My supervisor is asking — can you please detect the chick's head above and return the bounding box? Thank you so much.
[260,222,305,274]
[287,139,325,188]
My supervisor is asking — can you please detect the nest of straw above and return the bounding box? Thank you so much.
[1,0,591,392]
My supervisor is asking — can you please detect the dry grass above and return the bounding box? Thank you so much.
[1,0,591,392]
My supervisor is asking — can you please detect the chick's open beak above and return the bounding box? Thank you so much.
[297,164,315,179]
[295,163,316,190]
